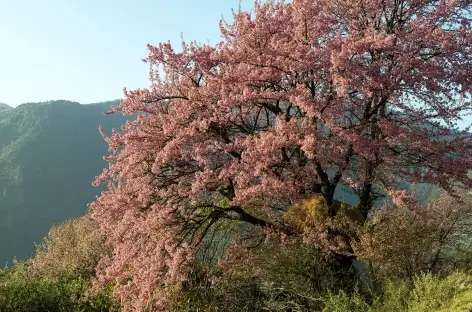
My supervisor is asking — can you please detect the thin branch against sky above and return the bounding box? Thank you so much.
[0,0,253,107]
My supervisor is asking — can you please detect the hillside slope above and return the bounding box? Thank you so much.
[0,100,127,265]
[0,103,11,110]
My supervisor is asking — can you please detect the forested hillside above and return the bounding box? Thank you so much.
[0,100,127,265]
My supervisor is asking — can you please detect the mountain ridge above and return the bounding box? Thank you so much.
[0,103,11,110]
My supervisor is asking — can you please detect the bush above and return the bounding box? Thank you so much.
[406,272,472,312]
[167,237,362,312]
[0,265,117,312]
[320,271,472,312]
[355,191,472,280]
[29,216,110,279]
[448,239,472,273]
[321,289,375,312]
[0,216,117,312]
[4,195,469,311]
[284,195,363,256]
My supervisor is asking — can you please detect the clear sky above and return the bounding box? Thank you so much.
[1,1,471,129]
[0,0,253,107]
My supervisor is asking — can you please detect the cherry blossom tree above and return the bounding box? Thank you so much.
[91,0,472,310]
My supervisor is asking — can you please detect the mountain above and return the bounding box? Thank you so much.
[0,100,128,265]
[0,103,11,110]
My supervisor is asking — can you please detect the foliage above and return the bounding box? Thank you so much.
[449,239,472,272]
[1,203,469,311]
[322,272,472,312]
[0,216,117,312]
[321,289,375,312]
[91,0,472,310]
[284,195,363,256]
[355,191,472,280]
[406,272,472,312]
[29,216,111,279]
[167,238,362,312]
[0,265,117,312]
[164,239,472,312]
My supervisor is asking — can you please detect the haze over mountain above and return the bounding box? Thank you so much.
[0,100,128,265]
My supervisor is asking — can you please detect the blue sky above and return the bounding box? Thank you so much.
[0,0,252,107]
[1,0,470,129]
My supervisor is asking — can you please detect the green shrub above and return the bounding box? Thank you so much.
[406,272,472,312]
[320,271,472,312]
[29,216,110,279]
[321,289,374,312]
[355,191,472,281]
[0,265,117,312]
[167,239,360,312]
[0,216,117,312]
[449,240,472,273]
